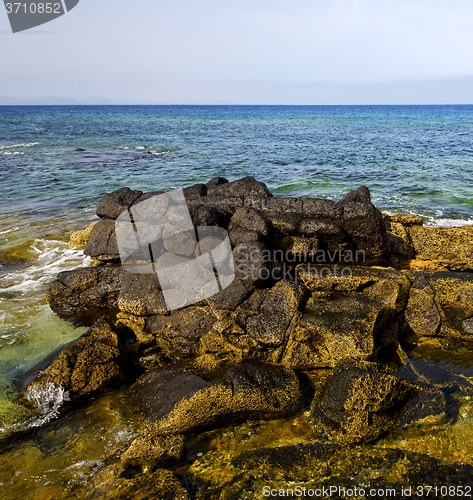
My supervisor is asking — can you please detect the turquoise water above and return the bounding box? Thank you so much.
[2,105,473,226]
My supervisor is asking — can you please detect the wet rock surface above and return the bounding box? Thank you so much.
[18,176,473,499]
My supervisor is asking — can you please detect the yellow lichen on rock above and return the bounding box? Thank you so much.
[67,221,98,250]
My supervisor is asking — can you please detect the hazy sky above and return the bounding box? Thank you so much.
[1,0,473,104]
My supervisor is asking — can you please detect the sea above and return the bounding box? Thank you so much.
[1,105,473,498]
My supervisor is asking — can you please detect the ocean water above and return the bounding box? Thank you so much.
[1,105,473,496]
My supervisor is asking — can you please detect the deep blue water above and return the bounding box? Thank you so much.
[1,105,473,226]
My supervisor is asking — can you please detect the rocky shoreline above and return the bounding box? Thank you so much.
[18,177,473,498]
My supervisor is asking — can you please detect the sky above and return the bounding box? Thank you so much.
[1,0,473,104]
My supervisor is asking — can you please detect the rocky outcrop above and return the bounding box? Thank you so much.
[47,266,124,322]
[130,359,302,434]
[311,362,416,443]
[30,176,473,495]
[407,225,473,271]
[21,318,129,399]
[405,271,473,340]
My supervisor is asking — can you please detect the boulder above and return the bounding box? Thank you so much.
[245,280,306,347]
[302,198,338,218]
[404,271,473,340]
[311,362,417,443]
[228,227,265,247]
[96,187,142,219]
[118,271,167,316]
[206,176,272,200]
[298,218,348,252]
[207,278,252,311]
[229,207,273,238]
[206,176,229,188]
[130,359,302,434]
[264,212,301,235]
[146,307,217,360]
[336,186,386,259]
[407,225,473,271]
[47,266,123,321]
[404,274,441,337]
[233,241,274,287]
[183,183,207,199]
[21,318,127,399]
[84,218,120,261]
[281,266,412,369]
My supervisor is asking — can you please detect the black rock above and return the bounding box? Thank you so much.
[84,218,119,261]
[96,187,143,220]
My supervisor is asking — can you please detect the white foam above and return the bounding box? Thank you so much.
[424,218,473,227]
[0,239,92,295]
[0,226,20,235]
[0,382,70,435]
[0,142,39,150]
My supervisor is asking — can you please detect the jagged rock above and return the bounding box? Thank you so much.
[298,219,348,252]
[84,218,120,261]
[407,225,473,271]
[279,235,318,260]
[281,266,412,369]
[229,207,273,237]
[336,186,386,259]
[233,241,275,286]
[146,307,217,360]
[183,183,207,199]
[264,197,303,214]
[198,195,244,218]
[311,362,417,443]
[405,274,441,337]
[264,212,301,235]
[282,293,391,369]
[228,227,264,247]
[188,205,222,227]
[207,278,252,310]
[163,228,196,256]
[96,187,143,219]
[47,266,123,321]
[386,220,415,259]
[246,280,306,347]
[21,318,126,399]
[206,176,229,188]
[302,197,338,218]
[118,272,167,316]
[131,359,301,434]
[68,221,97,250]
[206,175,272,200]
[429,271,473,339]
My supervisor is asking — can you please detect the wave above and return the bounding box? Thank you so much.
[0,239,92,295]
[0,382,70,435]
[0,142,39,150]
